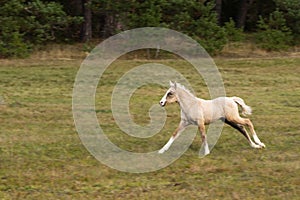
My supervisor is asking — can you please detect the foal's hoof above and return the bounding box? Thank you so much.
[259,143,266,148]
[158,149,165,154]
[251,144,262,149]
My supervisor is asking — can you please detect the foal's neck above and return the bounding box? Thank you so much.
[177,89,198,109]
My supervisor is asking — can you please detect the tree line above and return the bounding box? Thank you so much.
[1,0,299,58]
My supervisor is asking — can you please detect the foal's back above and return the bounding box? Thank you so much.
[197,97,238,124]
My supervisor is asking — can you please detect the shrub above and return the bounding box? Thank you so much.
[224,18,245,42]
[164,1,227,55]
[274,0,300,42]
[0,32,31,58]
[0,0,82,58]
[91,0,228,55]
[256,9,293,51]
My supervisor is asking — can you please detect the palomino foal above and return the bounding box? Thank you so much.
[158,81,265,155]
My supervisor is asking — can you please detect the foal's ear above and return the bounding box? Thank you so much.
[169,80,177,89]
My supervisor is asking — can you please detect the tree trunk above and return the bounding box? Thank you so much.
[236,0,254,29]
[103,13,117,38]
[81,0,92,42]
[215,0,222,25]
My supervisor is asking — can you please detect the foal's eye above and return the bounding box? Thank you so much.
[167,92,173,96]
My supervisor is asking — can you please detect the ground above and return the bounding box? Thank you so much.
[0,47,299,199]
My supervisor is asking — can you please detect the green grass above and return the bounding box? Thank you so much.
[0,56,299,199]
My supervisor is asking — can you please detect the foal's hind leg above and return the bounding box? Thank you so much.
[224,119,248,140]
[224,118,262,148]
[230,117,265,148]
[242,118,265,148]
[223,118,258,148]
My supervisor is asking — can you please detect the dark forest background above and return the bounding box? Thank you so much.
[1,0,299,57]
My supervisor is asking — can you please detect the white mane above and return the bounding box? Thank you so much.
[174,83,196,98]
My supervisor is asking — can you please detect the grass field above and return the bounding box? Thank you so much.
[0,52,299,199]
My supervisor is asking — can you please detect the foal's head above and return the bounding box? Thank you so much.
[159,81,178,107]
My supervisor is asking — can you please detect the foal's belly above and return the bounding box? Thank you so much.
[204,117,221,125]
[201,109,224,125]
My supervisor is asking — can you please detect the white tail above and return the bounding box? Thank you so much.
[232,96,252,116]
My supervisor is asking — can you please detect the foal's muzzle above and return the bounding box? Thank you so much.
[159,101,166,107]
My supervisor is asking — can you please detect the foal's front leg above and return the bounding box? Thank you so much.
[158,121,187,154]
[198,123,210,156]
